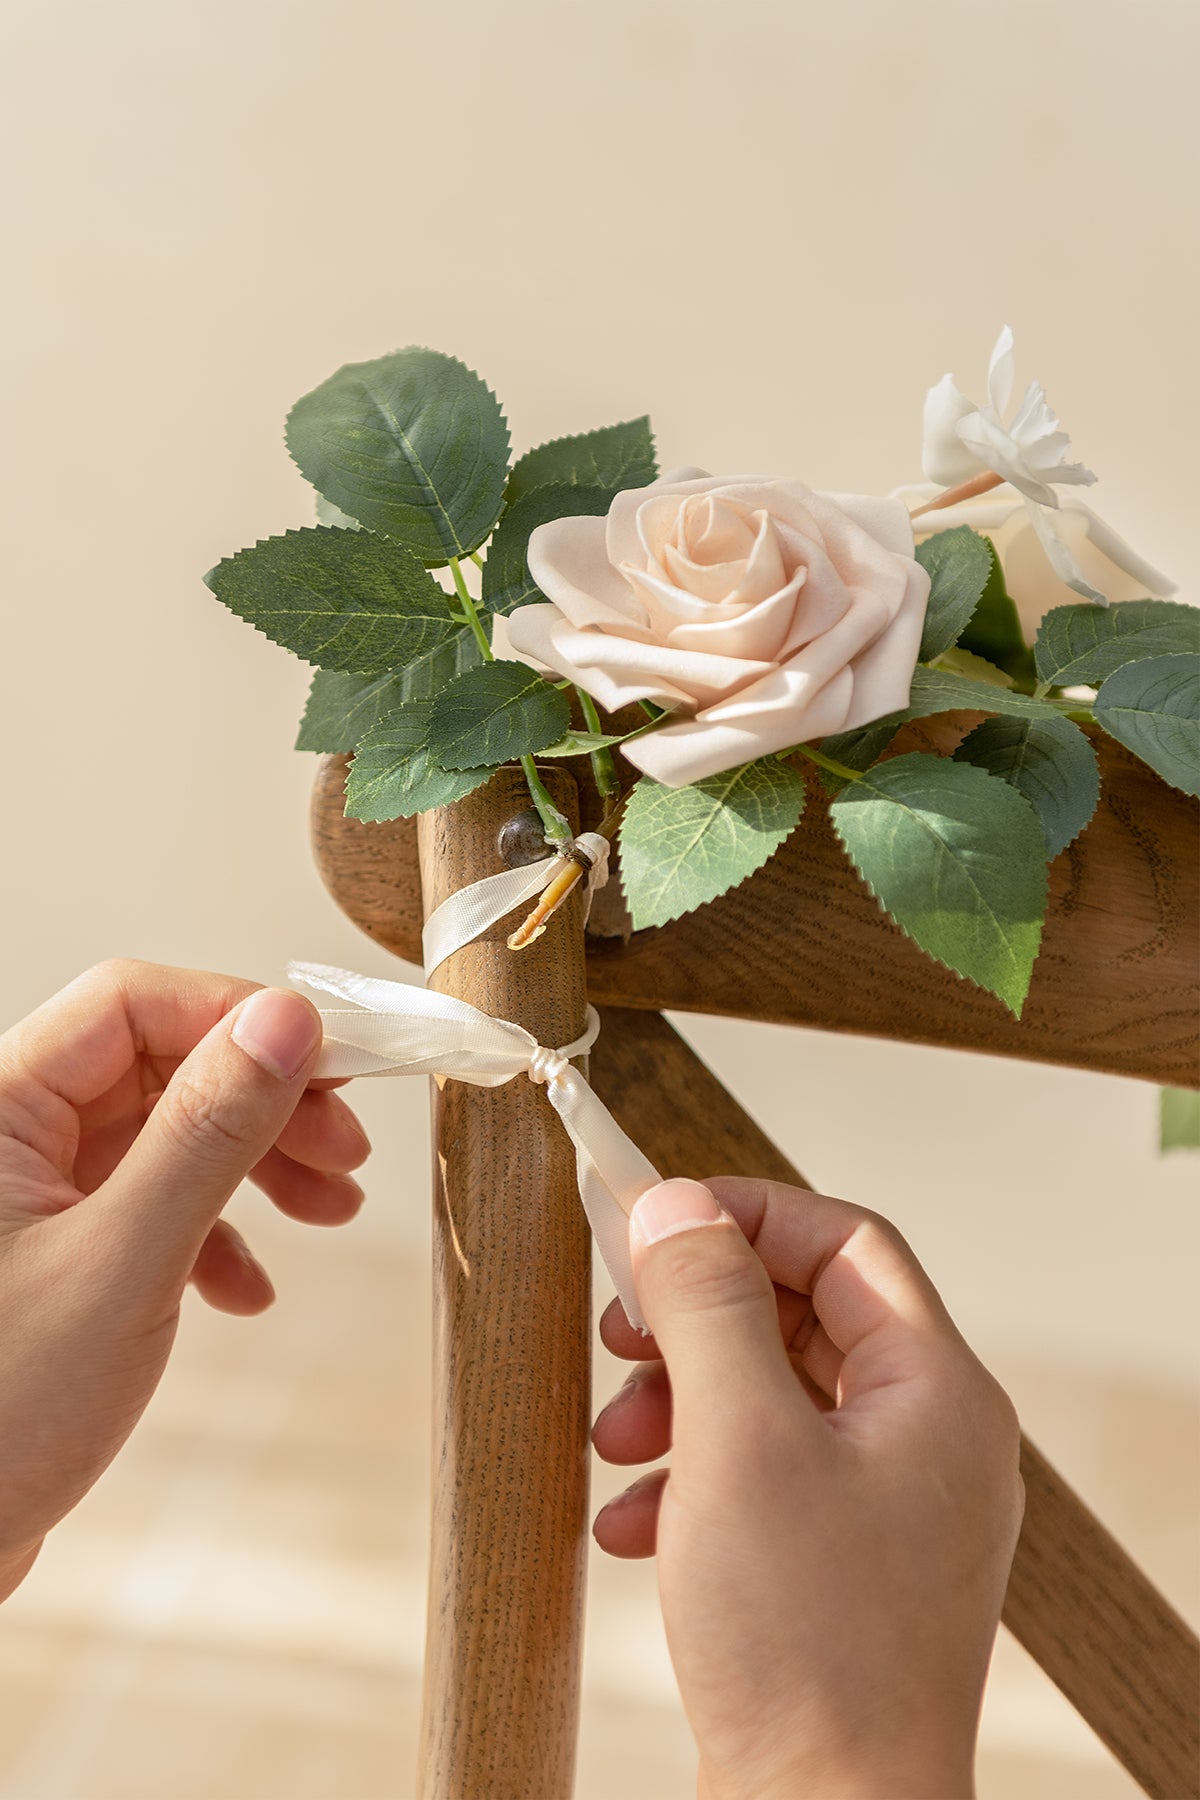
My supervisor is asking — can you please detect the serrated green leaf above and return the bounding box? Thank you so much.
[953,714,1100,860]
[286,348,510,564]
[916,527,994,661]
[205,527,457,674]
[902,667,1066,723]
[394,623,483,701]
[1034,599,1200,688]
[933,646,1015,687]
[344,702,490,822]
[1092,652,1200,795]
[619,760,806,930]
[506,417,657,508]
[292,636,484,749]
[296,669,408,752]
[817,662,1060,796]
[831,753,1048,1015]
[315,493,362,530]
[817,719,903,790]
[958,540,1037,684]
[1160,1086,1200,1153]
[481,483,615,615]
[536,729,627,757]
[427,661,570,770]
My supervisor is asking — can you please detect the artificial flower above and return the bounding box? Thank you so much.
[496,472,929,787]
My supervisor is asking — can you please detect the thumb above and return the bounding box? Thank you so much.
[90,987,322,1281]
[629,1179,796,1430]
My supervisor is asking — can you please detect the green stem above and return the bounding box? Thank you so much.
[793,743,864,783]
[520,754,572,844]
[577,689,620,801]
[450,558,572,837]
[448,556,493,662]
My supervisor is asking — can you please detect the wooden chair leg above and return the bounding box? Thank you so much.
[590,1007,1200,1800]
[416,771,592,1800]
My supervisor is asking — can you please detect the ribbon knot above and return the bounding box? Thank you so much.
[527,1044,569,1087]
[287,962,659,1330]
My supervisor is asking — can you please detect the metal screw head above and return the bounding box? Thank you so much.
[497,807,550,867]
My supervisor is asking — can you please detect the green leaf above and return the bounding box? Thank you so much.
[933,646,1015,688]
[1092,652,1200,795]
[817,719,902,788]
[426,661,570,770]
[314,493,361,531]
[204,527,457,675]
[344,702,490,822]
[958,540,1037,684]
[916,527,994,661]
[481,483,615,615]
[1160,1086,1200,1153]
[293,633,484,750]
[506,416,657,508]
[285,348,510,564]
[902,666,1067,724]
[831,753,1048,1016]
[296,669,408,752]
[816,661,1061,796]
[536,729,628,757]
[619,760,806,930]
[953,714,1100,860]
[391,623,483,702]
[1034,599,1200,688]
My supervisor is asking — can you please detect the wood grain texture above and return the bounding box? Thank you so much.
[309,718,1200,1085]
[416,768,591,1800]
[589,1008,1200,1800]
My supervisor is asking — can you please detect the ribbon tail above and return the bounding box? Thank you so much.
[546,1068,660,1333]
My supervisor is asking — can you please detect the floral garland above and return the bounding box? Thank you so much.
[206,330,1198,1020]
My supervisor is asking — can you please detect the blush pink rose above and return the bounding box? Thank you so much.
[495,472,930,787]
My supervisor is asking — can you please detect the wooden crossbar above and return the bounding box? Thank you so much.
[310,721,1200,1087]
[589,1006,1200,1800]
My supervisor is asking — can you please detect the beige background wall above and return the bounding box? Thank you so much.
[1,2,1196,1796]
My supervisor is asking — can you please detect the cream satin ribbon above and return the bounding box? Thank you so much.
[420,830,610,974]
[289,863,660,1327]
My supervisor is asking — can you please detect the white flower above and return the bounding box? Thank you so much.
[920,328,1156,605]
[923,326,1096,507]
[893,483,1177,637]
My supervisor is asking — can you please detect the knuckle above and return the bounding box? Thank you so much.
[84,956,144,990]
[654,1236,770,1319]
[852,1207,913,1261]
[165,1072,260,1162]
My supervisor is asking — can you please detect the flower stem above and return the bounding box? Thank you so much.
[449,558,574,836]
[519,754,572,844]
[576,688,621,805]
[793,743,865,783]
[448,557,494,662]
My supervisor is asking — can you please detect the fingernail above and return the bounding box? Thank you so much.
[231,990,321,1082]
[631,1179,722,1247]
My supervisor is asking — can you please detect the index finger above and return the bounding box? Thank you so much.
[4,960,275,1106]
[601,1177,960,1381]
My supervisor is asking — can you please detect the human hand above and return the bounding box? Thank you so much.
[592,1178,1023,1800]
[0,960,370,1600]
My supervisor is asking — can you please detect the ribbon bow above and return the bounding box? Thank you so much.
[289,832,659,1328]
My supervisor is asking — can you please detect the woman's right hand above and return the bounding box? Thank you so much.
[592,1178,1023,1800]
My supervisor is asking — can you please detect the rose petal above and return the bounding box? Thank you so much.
[527,515,649,630]
[502,605,773,711]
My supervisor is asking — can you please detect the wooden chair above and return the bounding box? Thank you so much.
[310,713,1199,1800]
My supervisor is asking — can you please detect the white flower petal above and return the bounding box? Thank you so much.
[987,325,1016,417]
[922,374,982,486]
